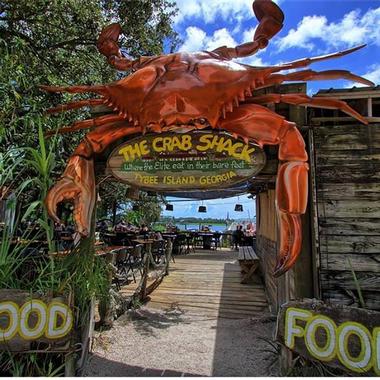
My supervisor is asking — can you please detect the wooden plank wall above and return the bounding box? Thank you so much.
[256,190,296,312]
[258,190,277,242]
[312,123,380,310]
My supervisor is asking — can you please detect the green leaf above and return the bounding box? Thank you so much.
[22,200,42,221]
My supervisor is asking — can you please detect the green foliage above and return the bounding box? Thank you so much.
[0,152,109,376]
[0,0,179,152]
[129,192,164,226]
[0,351,66,377]
[1,0,178,228]
[0,1,178,375]
[347,257,366,309]
[97,184,165,226]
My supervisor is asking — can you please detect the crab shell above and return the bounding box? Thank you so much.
[99,52,269,129]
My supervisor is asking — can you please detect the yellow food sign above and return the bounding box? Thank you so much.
[0,289,74,352]
[276,300,380,375]
[107,131,266,191]
[0,300,73,341]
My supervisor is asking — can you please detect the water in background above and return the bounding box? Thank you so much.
[176,223,227,232]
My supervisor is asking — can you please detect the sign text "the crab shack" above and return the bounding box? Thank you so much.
[107,131,266,192]
[118,134,256,163]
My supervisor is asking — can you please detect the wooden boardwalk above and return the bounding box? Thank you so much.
[124,249,269,319]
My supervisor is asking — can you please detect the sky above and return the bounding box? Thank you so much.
[163,0,380,220]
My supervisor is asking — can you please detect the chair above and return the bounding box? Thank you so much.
[211,232,221,250]
[185,233,195,254]
[193,233,203,249]
[109,248,127,290]
[125,244,144,283]
[115,232,135,246]
[152,240,165,264]
[173,234,187,255]
[115,249,128,274]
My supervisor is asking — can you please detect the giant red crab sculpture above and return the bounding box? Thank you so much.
[42,0,372,276]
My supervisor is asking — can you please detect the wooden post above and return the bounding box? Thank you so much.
[65,353,76,377]
[112,199,117,225]
[307,128,321,298]
[134,247,151,301]
[74,189,98,373]
[164,239,173,276]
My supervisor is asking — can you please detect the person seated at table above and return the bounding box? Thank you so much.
[125,221,138,232]
[232,225,244,250]
[155,231,163,240]
[165,224,175,233]
[97,220,109,233]
[245,222,256,237]
[139,224,149,234]
[114,220,128,232]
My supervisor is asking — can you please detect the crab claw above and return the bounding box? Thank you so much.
[96,23,135,70]
[97,23,123,58]
[253,0,284,44]
[45,156,95,237]
[274,213,302,277]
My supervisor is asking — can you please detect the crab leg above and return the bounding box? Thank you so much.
[97,23,138,71]
[276,69,373,87]
[218,104,308,276]
[46,98,105,114]
[40,84,106,95]
[256,68,373,95]
[263,69,373,88]
[250,93,368,124]
[273,44,366,72]
[45,123,141,236]
[45,114,127,136]
[213,0,284,59]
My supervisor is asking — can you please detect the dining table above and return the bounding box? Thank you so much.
[196,232,214,249]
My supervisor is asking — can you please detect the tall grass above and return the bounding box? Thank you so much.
[0,121,108,376]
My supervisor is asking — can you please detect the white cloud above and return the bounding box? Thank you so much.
[237,55,267,67]
[364,65,380,86]
[347,64,380,88]
[205,28,238,51]
[178,24,270,67]
[242,27,257,44]
[178,26,237,52]
[174,0,253,25]
[174,0,283,25]
[178,26,207,52]
[276,7,380,51]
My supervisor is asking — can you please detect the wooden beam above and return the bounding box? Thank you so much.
[311,116,380,124]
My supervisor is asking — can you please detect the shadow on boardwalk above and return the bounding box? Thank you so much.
[84,249,279,376]
[84,355,199,377]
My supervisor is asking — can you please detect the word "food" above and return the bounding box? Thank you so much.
[0,300,73,341]
[285,307,379,374]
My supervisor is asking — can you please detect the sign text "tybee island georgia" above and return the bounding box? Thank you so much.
[107,131,266,191]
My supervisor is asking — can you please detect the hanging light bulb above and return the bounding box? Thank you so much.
[234,196,243,212]
[198,200,207,213]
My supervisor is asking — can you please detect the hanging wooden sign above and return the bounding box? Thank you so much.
[276,299,380,375]
[107,131,266,191]
[0,289,74,352]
